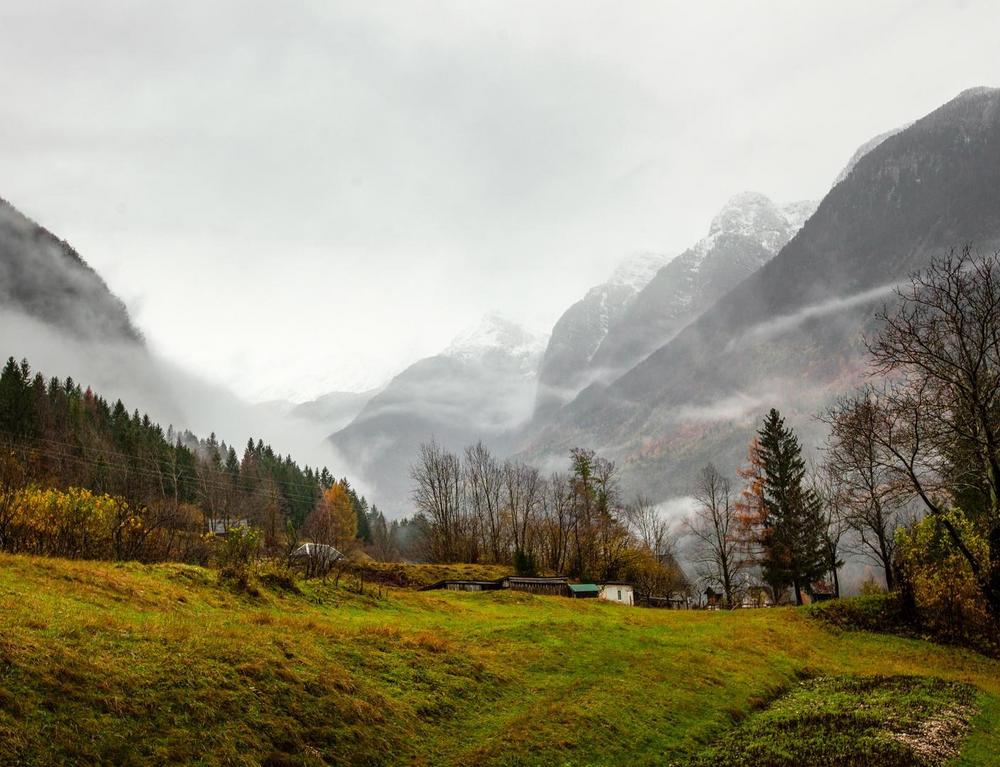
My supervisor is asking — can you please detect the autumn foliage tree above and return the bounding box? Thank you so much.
[304,481,358,551]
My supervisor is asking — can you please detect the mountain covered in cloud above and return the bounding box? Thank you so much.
[585,192,817,378]
[534,193,815,421]
[330,313,547,514]
[533,251,669,418]
[521,86,1000,501]
[290,388,382,434]
[0,196,353,477]
[0,197,142,344]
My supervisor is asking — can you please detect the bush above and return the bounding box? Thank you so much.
[812,511,998,657]
[810,593,914,636]
[257,559,301,594]
[217,526,263,593]
[8,486,127,559]
[895,509,996,654]
[859,576,886,596]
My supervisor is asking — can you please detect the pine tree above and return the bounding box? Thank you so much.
[753,408,827,604]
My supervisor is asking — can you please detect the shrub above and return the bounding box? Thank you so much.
[859,576,887,596]
[810,593,914,636]
[218,526,264,593]
[895,509,996,653]
[9,486,126,559]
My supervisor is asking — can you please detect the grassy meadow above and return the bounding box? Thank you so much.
[0,554,998,766]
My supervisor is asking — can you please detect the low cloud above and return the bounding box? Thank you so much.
[730,282,896,350]
[0,308,366,493]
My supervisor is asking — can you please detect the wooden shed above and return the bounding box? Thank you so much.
[569,583,600,599]
[420,579,504,592]
[505,576,571,597]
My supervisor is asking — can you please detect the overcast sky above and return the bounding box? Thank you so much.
[2,1,997,402]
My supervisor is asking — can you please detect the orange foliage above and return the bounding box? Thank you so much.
[303,481,357,550]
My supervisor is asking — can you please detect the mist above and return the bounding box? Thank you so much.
[1,307,365,492]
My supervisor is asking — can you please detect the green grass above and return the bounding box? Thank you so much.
[1,554,998,766]
[681,675,977,767]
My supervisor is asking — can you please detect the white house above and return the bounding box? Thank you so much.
[599,582,634,606]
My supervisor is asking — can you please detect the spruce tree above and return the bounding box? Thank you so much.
[755,408,827,604]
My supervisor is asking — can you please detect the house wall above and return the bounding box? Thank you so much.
[599,585,634,606]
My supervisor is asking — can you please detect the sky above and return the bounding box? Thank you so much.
[1,0,998,403]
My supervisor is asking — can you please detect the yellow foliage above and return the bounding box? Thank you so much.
[304,482,357,549]
[11,485,131,559]
[896,509,993,645]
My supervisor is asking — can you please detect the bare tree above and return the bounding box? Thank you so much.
[0,441,26,550]
[464,442,506,562]
[368,509,397,562]
[503,459,541,566]
[808,461,848,597]
[686,464,746,608]
[538,472,572,574]
[625,495,672,558]
[824,395,907,590]
[410,441,465,562]
[862,247,1000,620]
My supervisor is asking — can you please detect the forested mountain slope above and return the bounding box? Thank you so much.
[0,198,141,343]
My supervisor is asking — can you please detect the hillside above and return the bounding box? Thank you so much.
[0,197,141,344]
[523,87,1000,499]
[1,554,997,766]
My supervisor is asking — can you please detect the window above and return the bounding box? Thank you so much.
[617,589,622,601]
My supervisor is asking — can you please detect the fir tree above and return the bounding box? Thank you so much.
[754,408,827,604]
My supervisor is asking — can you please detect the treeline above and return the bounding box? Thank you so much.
[687,246,999,645]
[408,441,689,600]
[0,357,388,562]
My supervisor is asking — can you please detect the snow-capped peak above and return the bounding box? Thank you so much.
[607,251,671,292]
[708,191,787,245]
[445,311,548,361]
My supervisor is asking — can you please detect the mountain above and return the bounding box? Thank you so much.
[0,197,142,344]
[585,192,817,378]
[523,86,1000,501]
[290,388,381,434]
[534,251,668,418]
[0,196,351,476]
[331,313,546,515]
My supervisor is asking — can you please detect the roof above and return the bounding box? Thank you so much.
[506,576,568,584]
[419,579,503,591]
[568,583,600,594]
[600,581,633,587]
[291,543,344,561]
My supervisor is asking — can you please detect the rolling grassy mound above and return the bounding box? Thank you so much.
[0,554,998,766]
